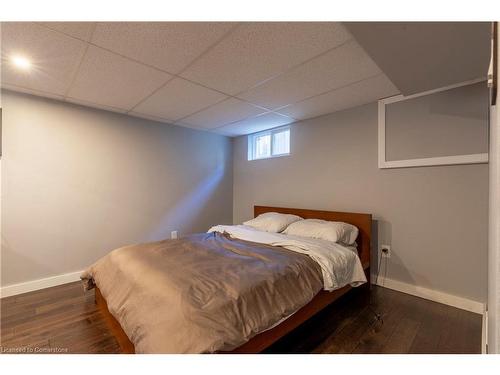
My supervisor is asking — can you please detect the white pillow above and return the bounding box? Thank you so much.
[243,212,303,233]
[283,218,359,245]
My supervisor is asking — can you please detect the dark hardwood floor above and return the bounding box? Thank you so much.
[0,282,482,354]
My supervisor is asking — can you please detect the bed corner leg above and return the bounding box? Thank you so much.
[364,267,372,291]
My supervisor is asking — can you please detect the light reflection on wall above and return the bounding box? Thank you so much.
[145,157,226,242]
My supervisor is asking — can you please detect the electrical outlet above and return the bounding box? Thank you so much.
[171,231,178,239]
[380,244,391,258]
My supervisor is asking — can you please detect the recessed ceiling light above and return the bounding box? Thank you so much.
[11,55,32,70]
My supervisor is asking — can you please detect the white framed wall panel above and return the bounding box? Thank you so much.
[378,79,489,169]
[489,105,500,353]
[488,22,500,354]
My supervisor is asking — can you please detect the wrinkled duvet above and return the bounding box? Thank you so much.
[81,227,366,353]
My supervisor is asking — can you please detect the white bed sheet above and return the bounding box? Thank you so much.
[208,224,367,292]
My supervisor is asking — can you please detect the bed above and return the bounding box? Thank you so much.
[84,206,372,353]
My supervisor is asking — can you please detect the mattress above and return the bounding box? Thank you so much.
[81,228,365,353]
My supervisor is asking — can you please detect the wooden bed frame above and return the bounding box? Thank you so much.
[94,205,372,354]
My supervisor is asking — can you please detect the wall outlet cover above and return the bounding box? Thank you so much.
[380,244,391,258]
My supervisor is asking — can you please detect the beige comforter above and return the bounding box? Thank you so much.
[81,232,323,353]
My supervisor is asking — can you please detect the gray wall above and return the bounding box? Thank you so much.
[233,102,489,302]
[1,91,233,286]
[386,82,489,161]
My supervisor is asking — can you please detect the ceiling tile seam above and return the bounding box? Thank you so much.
[132,70,385,124]
[228,98,276,112]
[2,59,375,131]
[0,81,169,119]
[9,23,376,126]
[175,109,268,130]
[140,94,230,123]
[109,26,357,115]
[62,23,98,99]
[123,75,179,114]
[64,26,355,115]
[34,22,95,43]
[19,23,361,112]
[40,26,176,113]
[168,95,230,123]
[230,38,355,99]
[168,40,358,120]
[208,110,297,132]
[196,38,363,114]
[207,114,268,131]
[161,78,279,112]
[78,24,245,98]
[0,79,286,130]
[35,22,182,77]
[172,96,272,125]
[173,96,300,127]
[126,113,231,136]
[0,82,289,133]
[272,106,334,126]
[21,22,339,116]
[213,75,392,133]
[273,72,388,113]
[84,35,249,101]
[173,22,242,77]
[133,71,276,112]
[1,76,396,136]
[121,24,246,115]
[85,42,178,76]
[4,35,377,119]
[278,92,391,126]
[1,22,182,113]
[34,21,246,100]
[125,71,281,120]
[63,95,131,113]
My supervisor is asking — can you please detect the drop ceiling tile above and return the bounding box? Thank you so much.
[67,45,171,111]
[1,83,65,101]
[214,112,295,137]
[238,41,381,109]
[277,74,399,120]
[181,22,352,95]
[172,121,211,131]
[65,97,128,114]
[133,77,227,121]
[180,98,266,129]
[37,22,96,41]
[91,22,236,74]
[128,111,175,125]
[1,22,87,96]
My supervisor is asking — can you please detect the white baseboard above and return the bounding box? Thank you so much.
[374,276,485,315]
[0,270,83,298]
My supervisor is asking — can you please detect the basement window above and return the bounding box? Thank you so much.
[248,126,290,161]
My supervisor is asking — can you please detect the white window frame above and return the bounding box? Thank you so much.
[248,126,290,161]
[378,78,489,169]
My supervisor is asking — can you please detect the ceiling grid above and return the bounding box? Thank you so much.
[8,21,481,136]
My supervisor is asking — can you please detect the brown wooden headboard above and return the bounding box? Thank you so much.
[254,206,372,271]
